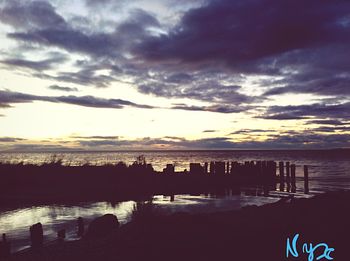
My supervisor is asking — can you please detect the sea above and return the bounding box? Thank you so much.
[0,150,349,252]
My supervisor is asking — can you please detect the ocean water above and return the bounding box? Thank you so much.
[1,150,349,191]
[0,150,349,252]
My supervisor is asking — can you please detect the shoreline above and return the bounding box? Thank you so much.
[3,190,349,260]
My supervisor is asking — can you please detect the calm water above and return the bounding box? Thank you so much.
[0,150,349,252]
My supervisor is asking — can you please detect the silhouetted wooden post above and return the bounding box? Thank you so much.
[77,217,84,237]
[279,161,285,191]
[272,161,277,190]
[262,162,270,196]
[304,165,309,194]
[286,162,290,183]
[0,233,11,258]
[209,162,215,175]
[204,162,208,174]
[286,162,290,192]
[30,223,43,249]
[291,164,296,193]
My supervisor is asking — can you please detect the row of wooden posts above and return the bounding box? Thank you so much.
[165,161,310,193]
[267,162,309,193]
[0,217,85,258]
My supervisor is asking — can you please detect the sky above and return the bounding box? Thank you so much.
[0,0,349,151]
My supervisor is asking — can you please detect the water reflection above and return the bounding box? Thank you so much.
[0,201,135,252]
[0,188,333,253]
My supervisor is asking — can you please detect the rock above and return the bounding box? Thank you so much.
[30,223,43,248]
[86,214,120,238]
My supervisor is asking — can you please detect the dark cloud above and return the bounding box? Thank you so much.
[1,144,73,152]
[261,114,307,120]
[0,55,67,71]
[133,0,350,101]
[202,130,217,133]
[171,104,249,113]
[230,129,272,135]
[1,1,117,57]
[48,85,79,92]
[311,126,350,133]
[262,133,350,148]
[181,137,235,149]
[0,89,251,114]
[138,81,258,105]
[3,2,159,58]
[120,8,160,30]
[78,139,128,147]
[165,73,193,83]
[263,67,350,97]
[136,0,349,67]
[0,1,67,30]
[34,69,117,88]
[72,136,119,140]
[0,137,25,142]
[8,29,119,58]
[163,136,186,141]
[0,103,11,108]
[258,102,350,121]
[308,119,349,126]
[0,1,164,90]
[0,90,40,106]
[56,95,150,109]
[0,90,153,110]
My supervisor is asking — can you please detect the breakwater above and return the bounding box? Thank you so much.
[0,157,309,206]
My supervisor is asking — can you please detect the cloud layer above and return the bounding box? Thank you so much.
[0,0,349,149]
[0,90,153,109]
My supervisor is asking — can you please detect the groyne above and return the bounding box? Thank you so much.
[0,157,309,205]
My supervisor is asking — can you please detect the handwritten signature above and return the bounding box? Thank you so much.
[286,233,335,261]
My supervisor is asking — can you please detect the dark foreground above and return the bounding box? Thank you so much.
[2,191,349,261]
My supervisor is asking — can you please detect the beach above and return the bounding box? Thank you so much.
[3,190,348,261]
